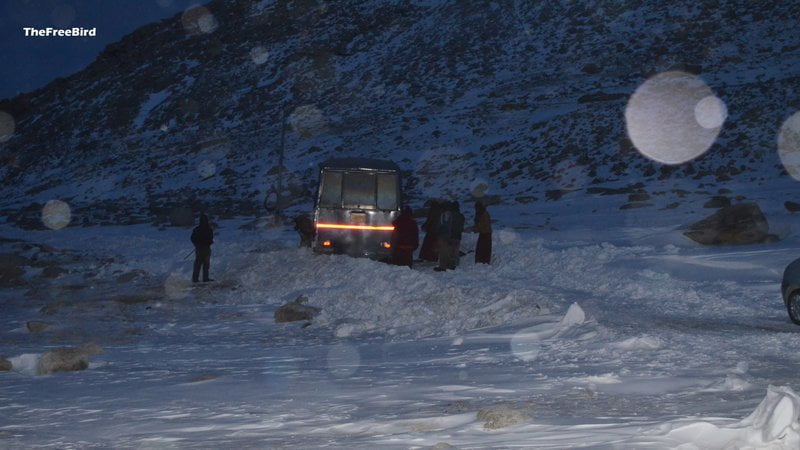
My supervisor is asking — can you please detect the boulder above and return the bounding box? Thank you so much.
[430,443,457,450]
[785,201,800,213]
[37,343,103,375]
[26,321,50,333]
[628,192,651,202]
[0,253,31,268]
[40,265,66,279]
[116,269,147,284]
[0,253,29,287]
[619,202,651,210]
[0,356,11,371]
[477,403,532,430]
[684,203,776,245]
[40,301,66,315]
[545,189,572,201]
[661,202,680,210]
[704,195,731,209]
[0,266,25,287]
[274,296,321,323]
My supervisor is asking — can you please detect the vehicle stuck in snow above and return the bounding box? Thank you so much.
[312,158,401,259]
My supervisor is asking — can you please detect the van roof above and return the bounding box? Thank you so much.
[319,158,400,172]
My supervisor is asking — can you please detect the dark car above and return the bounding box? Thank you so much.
[312,158,401,259]
[781,257,800,324]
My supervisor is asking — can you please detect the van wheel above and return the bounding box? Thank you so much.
[788,292,800,325]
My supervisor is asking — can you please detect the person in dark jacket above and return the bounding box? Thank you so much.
[474,201,492,264]
[293,214,315,248]
[419,200,441,262]
[449,202,465,269]
[191,213,214,282]
[390,207,419,268]
[435,202,453,271]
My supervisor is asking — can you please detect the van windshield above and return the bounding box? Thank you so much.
[320,170,398,210]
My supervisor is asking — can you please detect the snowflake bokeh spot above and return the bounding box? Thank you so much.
[41,200,71,230]
[625,71,722,165]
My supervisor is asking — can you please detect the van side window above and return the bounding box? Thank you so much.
[377,173,398,210]
[342,172,376,208]
[319,171,342,207]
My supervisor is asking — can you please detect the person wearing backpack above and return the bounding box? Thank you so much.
[191,213,214,282]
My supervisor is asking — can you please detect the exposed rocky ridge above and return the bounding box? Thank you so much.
[1,0,799,228]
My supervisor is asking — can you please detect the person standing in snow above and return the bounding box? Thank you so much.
[293,214,315,248]
[435,202,453,271]
[449,201,465,270]
[419,200,441,262]
[474,201,492,264]
[390,207,419,268]
[191,213,214,282]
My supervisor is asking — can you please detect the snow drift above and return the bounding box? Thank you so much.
[661,386,800,449]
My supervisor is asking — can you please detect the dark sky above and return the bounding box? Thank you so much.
[0,0,201,100]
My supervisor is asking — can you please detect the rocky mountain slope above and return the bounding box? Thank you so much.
[1,0,799,229]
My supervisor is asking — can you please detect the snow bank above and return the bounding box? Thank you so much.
[222,231,682,339]
[6,222,741,342]
[662,386,800,448]
[236,245,555,338]
[739,386,800,446]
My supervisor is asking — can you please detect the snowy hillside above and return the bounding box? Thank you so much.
[1,0,800,228]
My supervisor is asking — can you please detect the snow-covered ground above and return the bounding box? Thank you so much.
[2,203,800,448]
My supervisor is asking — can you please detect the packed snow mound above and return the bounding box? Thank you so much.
[238,247,553,338]
[739,386,800,446]
[224,235,680,338]
[663,386,800,449]
[205,231,747,340]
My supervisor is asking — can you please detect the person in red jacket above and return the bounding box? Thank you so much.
[390,207,419,268]
[191,213,214,282]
